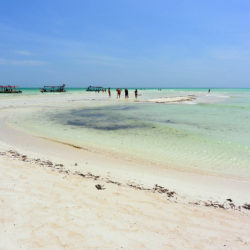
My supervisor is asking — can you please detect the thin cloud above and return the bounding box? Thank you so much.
[15,50,33,56]
[0,58,45,66]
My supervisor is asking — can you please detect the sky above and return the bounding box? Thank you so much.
[0,0,250,88]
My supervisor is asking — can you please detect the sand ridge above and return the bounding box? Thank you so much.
[1,149,250,249]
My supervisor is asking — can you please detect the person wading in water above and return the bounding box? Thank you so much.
[125,88,129,99]
[135,89,138,99]
[108,88,111,97]
[116,88,122,98]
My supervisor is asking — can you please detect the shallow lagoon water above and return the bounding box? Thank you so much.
[14,89,250,177]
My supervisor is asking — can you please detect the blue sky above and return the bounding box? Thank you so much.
[0,0,250,87]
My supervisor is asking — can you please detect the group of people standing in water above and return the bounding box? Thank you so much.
[107,88,138,99]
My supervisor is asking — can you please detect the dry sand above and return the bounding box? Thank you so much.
[148,95,197,103]
[1,92,250,249]
[1,149,250,249]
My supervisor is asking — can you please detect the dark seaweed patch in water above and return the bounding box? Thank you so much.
[67,120,143,130]
[70,105,135,115]
[54,105,136,120]
[53,105,147,131]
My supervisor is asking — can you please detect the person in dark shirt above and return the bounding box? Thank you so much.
[125,88,129,98]
[135,89,138,99]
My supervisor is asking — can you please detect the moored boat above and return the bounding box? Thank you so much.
[0,85,22,93]
[40,84,66,93]
[86,85,105,92]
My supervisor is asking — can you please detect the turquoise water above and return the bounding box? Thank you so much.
[12,88,250,177]
[19,88,87,95]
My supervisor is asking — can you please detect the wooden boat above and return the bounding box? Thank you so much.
[86,85,105,92]
[40,84,66,93]
[0,85,22,93]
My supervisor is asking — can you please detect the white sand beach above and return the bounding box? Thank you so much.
[1,91,250,249]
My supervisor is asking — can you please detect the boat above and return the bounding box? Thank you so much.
[40,84,66,93]
[86,85,105,92]
[0,85,22,93]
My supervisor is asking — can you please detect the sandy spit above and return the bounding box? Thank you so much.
[1,150,250,249]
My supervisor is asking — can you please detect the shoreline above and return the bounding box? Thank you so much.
[1,147,249,212]
[0,106,250,207]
